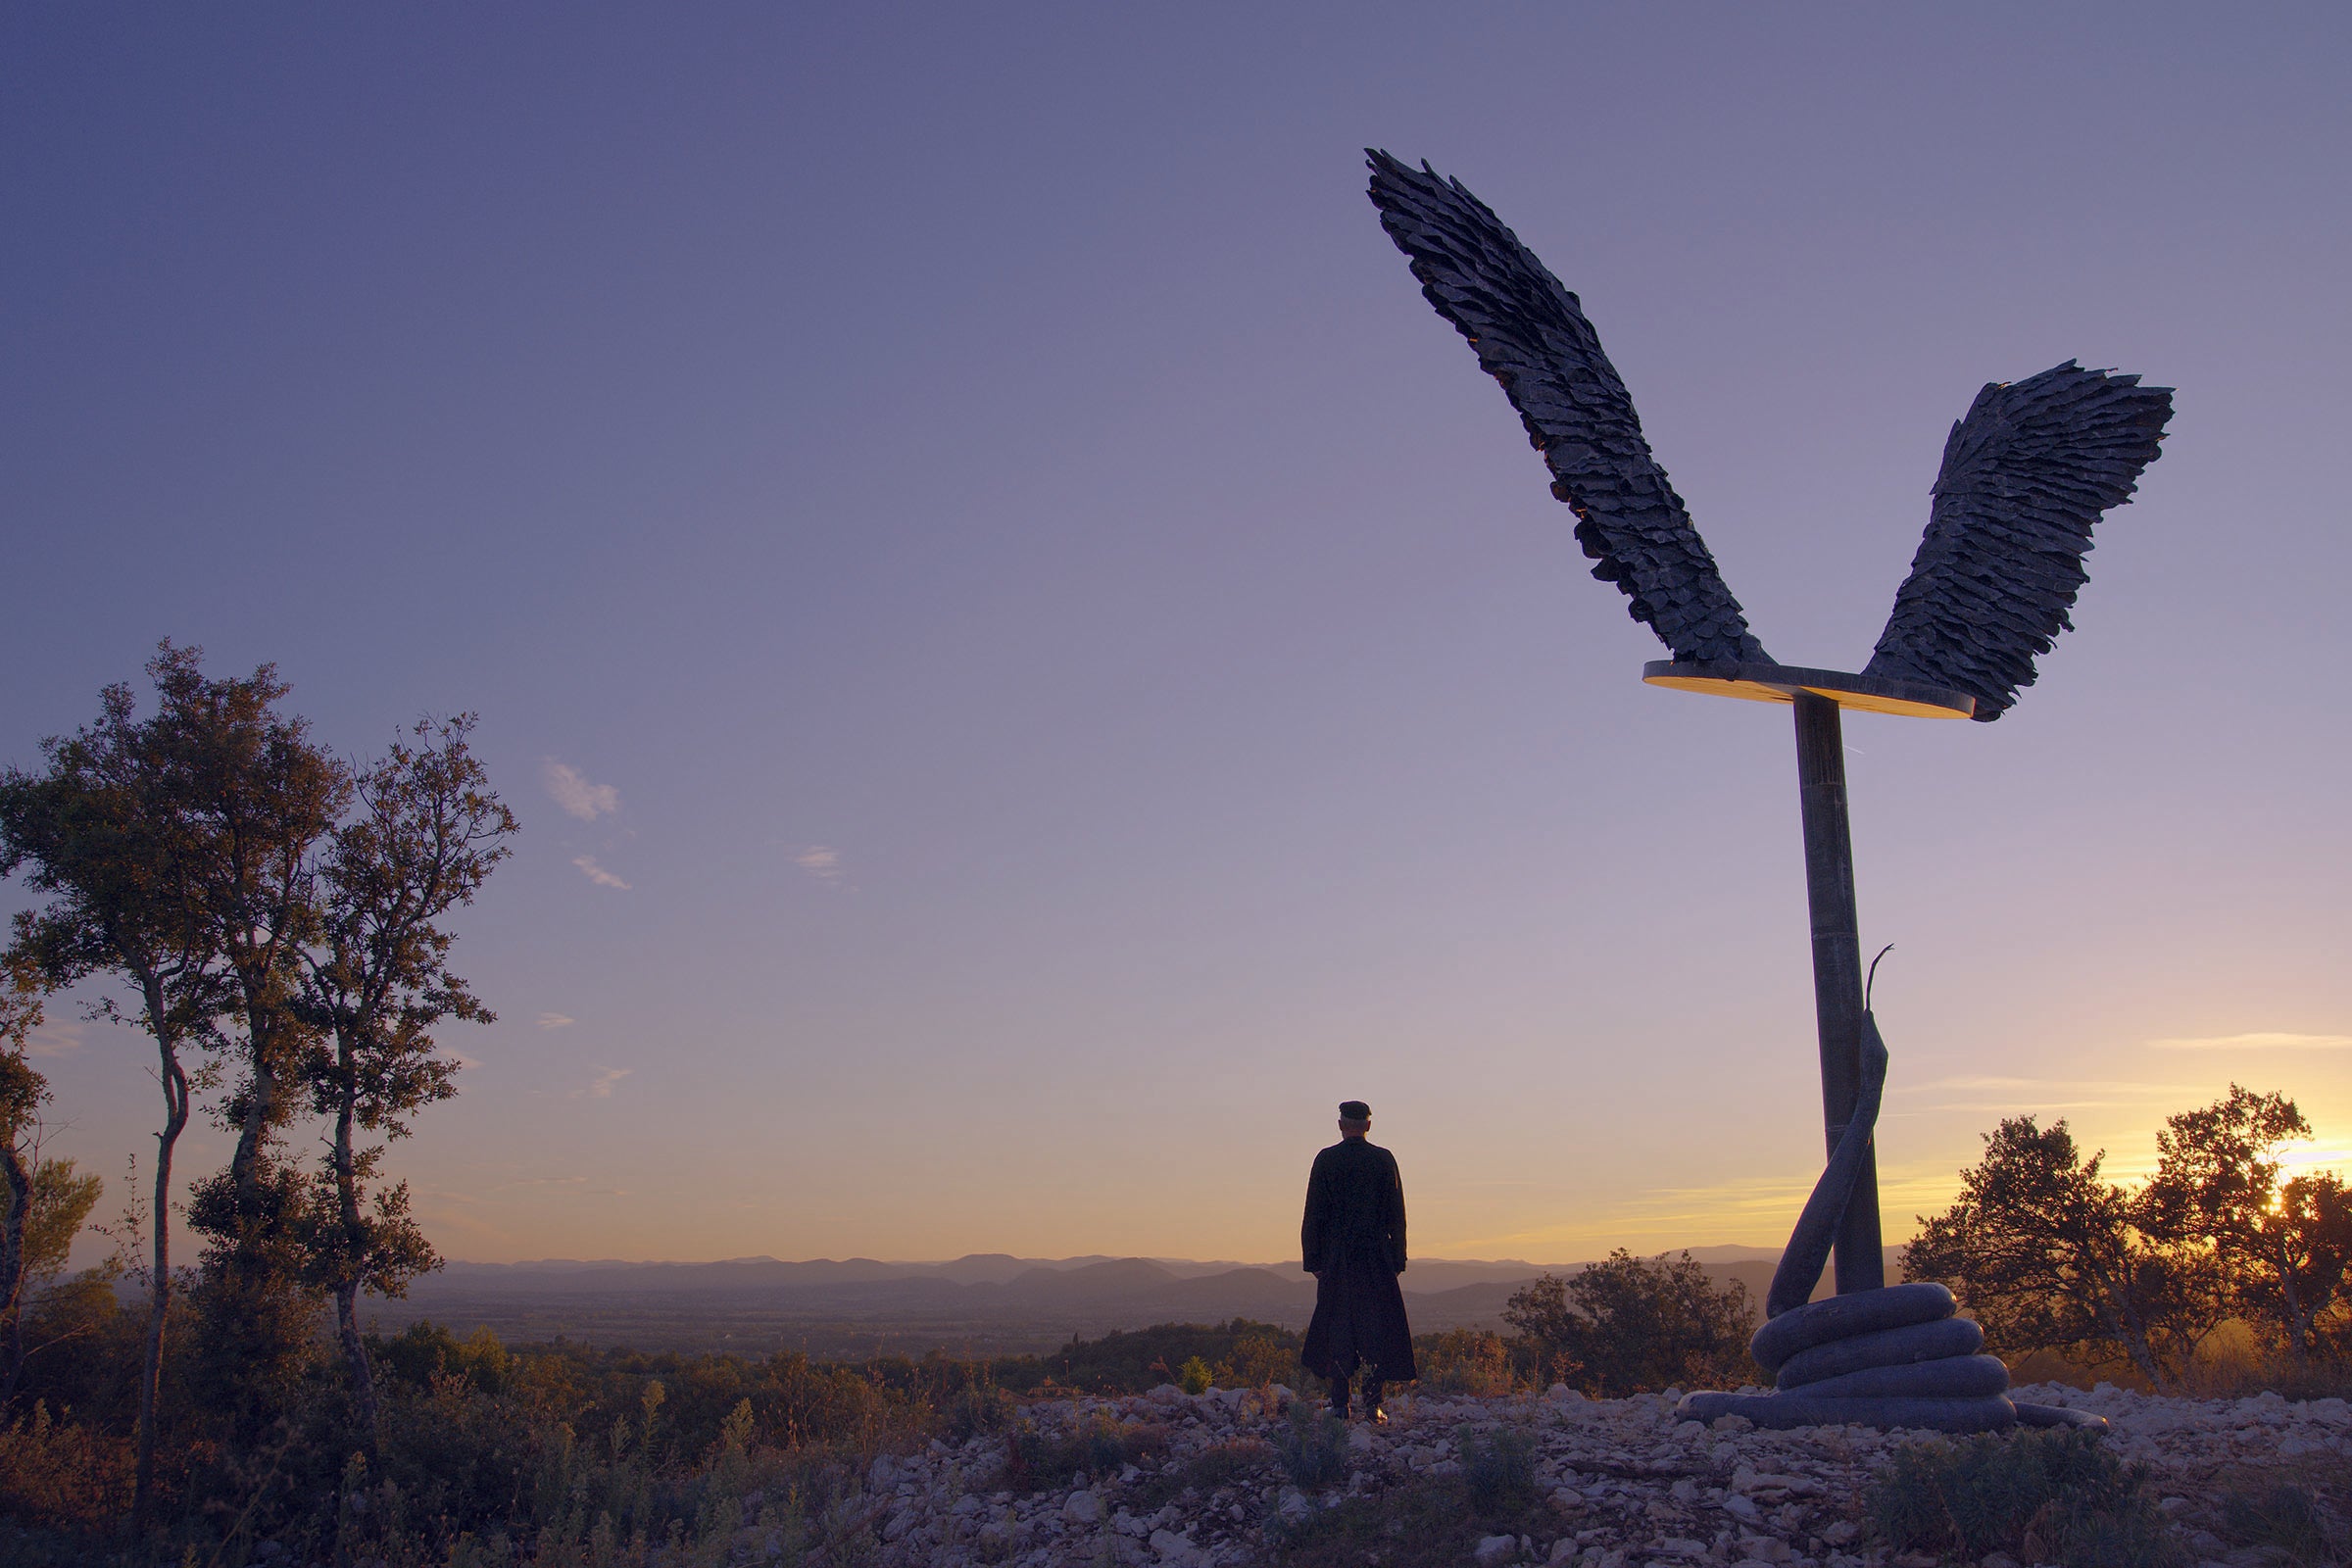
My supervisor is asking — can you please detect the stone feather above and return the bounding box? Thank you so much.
[1365,150,1771,665]
[1864,363,2172,720]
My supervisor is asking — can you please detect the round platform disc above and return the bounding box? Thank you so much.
[1642,661,1975,719]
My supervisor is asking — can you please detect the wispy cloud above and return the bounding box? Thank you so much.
[1440,1158,1964,1255]
[1896,1075,2182,1095]
[1887,1102,2144,1115]
[1888,1075,2195,1114]
[23,1020,86,1059]
[535,1012,576,1030]
[512,1175,589,1187]
[2147,1031,2352,1052]
[792,845,844,885]
[543,760,620,821]
[571,856,630,891]
[573,1066,632,1100]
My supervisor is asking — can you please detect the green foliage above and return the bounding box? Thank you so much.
[1121,1435,1271,1514]
[1866,1427,2187,1567]
[1184,1436,1267,1494]
[2142,1087,2352,1363]
[0,1302,979,1556]
[1459,1422,1537,1509]
[1216,1323,1307,1390]
[1175,1354,1213,1395]
[1272,1396,1347,1490]
[1906,1090,2352,1386]
[0,1400,134,1531]
[3,1156,103,1293]
[1003,1409,1164,1493]
[1502,1249,1754,1396]
[375,1320,515,1395]
[1258,1467,1557,1568]
[991,1318,1301,1396]
[2220,1480,2350,1567]
[1,651,517,1492]
[944,1379,1012,1440]
[1416,1327,1523,1396]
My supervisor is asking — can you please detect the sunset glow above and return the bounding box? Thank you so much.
[6,6,2346,1275]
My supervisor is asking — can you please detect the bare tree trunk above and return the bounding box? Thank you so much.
[134,975,190,1529]
[228,999,283,1210]
[330,1065,379,1449]
[2258,1229,2310,1364]
[0,1138,27,1407]
[336,1282,379,1450]
[2084,1251,2171,1390]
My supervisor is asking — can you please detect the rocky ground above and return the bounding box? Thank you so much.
[850,1381,2351,1568]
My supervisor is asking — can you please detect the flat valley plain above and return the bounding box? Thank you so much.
[360,1249,1887,1358]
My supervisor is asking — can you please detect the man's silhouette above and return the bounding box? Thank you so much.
[1298,1100,1416,1420]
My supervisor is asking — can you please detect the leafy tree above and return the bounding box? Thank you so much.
[10,1160,105,1293]
[0,972,106,1404]
[0,1154,107,1400]
[1503,1249,1755,1396]
[1904,1116,2226,1388]
[4,648,516,1478]
[294,715,514,1447]
[2143,1086,2349,1362]
[2262,1174,2352,1359]
[148,650,346,1416]
[0,963,49,1404]
[0,644,237,1514]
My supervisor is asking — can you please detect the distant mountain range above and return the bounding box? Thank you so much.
[368,1249,1906,1357]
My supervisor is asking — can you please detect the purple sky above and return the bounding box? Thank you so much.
[7,5,2348,1267]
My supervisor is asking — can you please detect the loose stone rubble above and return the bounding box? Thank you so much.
[836,1380,2349,1567]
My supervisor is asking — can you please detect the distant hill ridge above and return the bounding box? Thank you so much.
[427,1252,1636,1294]
[383,1248,1906,1350]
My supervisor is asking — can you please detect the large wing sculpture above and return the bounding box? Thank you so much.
[1368,152,2180,1434]
[1863,363,2173,720]
[1366,150,1770,665]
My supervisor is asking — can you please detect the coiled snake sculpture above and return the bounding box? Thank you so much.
[1676,956,2100,1431]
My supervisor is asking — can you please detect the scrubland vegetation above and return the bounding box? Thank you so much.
[0,1304,1621,1560]
[3,652,2346,1564]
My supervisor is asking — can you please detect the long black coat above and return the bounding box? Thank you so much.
[1298,1138,1417,1383]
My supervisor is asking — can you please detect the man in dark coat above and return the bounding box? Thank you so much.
[1299,1100,1416,1420]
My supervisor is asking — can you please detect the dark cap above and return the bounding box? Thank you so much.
[1338,1101,1371,1121]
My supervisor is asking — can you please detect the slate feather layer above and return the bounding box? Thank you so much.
[1365,150,1769,665]
[1864,362,2172,721]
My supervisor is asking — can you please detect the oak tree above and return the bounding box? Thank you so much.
[295,715,514,1446]
[2143,1086,2350,1362]
[1904,1116,2226,1388]
[1504,1249,1755,1396]
[0,644,237,1513]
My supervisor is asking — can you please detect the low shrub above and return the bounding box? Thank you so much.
[1501,1250,1755,1396]
[945,1381,1014,1440]
[1129,1437,1272,1512]
[1866,1427,2188,1567]
[2221,1481,2349,1567]
[1215,1327,1308,1392]
[1003,1411,1164,1493]
[1417,1329,1522,1396]
[1273,1398,1347,1490]
[1460,1423,1537,1508]
[1258,1470,1558,1568]
[0,1401,134,1532]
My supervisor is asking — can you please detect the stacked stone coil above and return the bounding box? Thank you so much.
[1674,1009,2102,1433]
[1677,1281,2097,1431]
